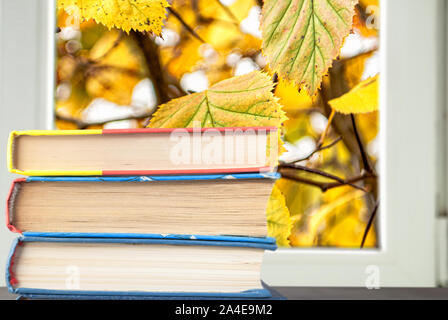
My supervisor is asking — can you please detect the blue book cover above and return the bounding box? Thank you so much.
[7,236,277,299]
[15,282,286,300]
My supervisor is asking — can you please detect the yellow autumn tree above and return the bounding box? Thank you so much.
[56,0,380,248]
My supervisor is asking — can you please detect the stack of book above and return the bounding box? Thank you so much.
[5,127,280,299]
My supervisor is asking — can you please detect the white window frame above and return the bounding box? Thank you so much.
[0,0,55,287]
[264,0,446,287]
[0,0,445,287]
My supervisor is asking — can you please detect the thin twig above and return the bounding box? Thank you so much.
[288,136,343,163]
[279,164,369,192]
[351,114,375,175]
[324,173,376,190]
[55,111,156,129]
[280,169,374,193]
[214,0,240,24]
[319,67,363,161]
[280,171,337,191]
[360,200,379,248]
[168,7,205,43]
[317,108,336,148]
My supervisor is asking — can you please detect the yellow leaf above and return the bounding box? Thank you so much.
[148,71,287,128]
[201,21,261,54]
[321,212,376,248]
[261,0,358,95]
[163,0,195,34]
[58,0,169,35]
[357,111,378,143]
[289,187,366,247]
[198,0,257,23]
[161,39,202,78]
[266,185,292,247]
[85,30,147,105]
[328,74,378,114]
[274,79,314,117]
[276,178,321,220]
[283,116,316,143]
[57,8,96,29]
[89,31,141,69]
[359,0,378,6]
[343,51,374,88]
[85,69,142,106]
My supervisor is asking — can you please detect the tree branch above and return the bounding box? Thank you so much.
[131,31,171,106]
[168,7,205,43]
[278,164,370,193]
[317,108,335,148]
[214,0,240,24]
[280,168,374,193]
[287,136,343,163]
[351,114,376,175]
[360,200,379,248]
[55,111,156,129]
[280,171,337,191]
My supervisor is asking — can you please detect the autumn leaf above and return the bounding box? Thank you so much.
[322,210,376,247]
[161,39,202,78]
[148,71,286,128]
[357,111,378,144]
[328,74,378,114]
[359,0,378,6]
[267,185,292,247]
[289,187,368,246]
[198,0,257,23]
[342,50,374,88]
[276,178,321,221]
[261,0,358,95]
[85,30,147,105]
[58,0,169,35]
[274,78,314,117]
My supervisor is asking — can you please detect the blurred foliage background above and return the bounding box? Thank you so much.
[55,0,380,248]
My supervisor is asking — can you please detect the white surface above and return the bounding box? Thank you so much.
[0,0,54,286]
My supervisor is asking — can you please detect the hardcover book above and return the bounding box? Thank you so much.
[8,127,278,176]
[15,282,285,300]
[7,236,277,298]
[7,173,278,238]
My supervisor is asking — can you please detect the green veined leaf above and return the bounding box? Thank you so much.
[261,0,358,95]
[148,71,287,128]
